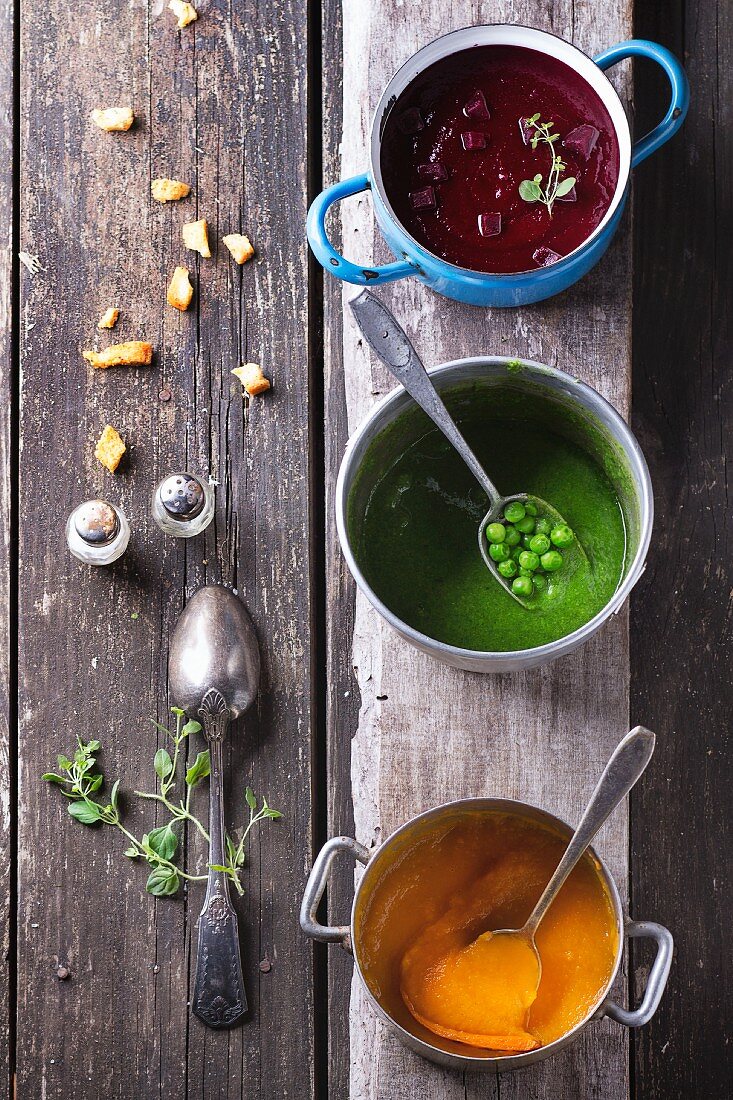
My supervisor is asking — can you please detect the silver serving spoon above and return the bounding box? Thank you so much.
[168,584,261,1029]
[349,289,585,608]
[459,727,656,1038]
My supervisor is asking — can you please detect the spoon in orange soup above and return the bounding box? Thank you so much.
[401,727,655,1051]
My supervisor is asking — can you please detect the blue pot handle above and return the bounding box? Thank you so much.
[307,173,415,285]
[594,39,689,168]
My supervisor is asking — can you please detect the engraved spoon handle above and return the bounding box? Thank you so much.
[192,695,247,1029]
[349,289,502,510]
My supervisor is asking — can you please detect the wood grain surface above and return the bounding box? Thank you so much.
[323,2,633,1098]
[16,2,313,1097]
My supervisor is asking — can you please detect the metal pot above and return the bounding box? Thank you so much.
[307,25,688,307]
[336,356,653,673]
[300,798,673,1073]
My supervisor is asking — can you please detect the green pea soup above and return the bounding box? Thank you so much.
[347,375,639,653]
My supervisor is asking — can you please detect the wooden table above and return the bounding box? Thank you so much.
[0,1,729,1097]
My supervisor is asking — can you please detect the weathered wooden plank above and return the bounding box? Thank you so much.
[324,3,633,1098]
[0,0,15,1089]
[631,0,733,1096]
[17,2,313,1097]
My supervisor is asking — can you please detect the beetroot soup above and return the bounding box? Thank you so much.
[380,45,620,274]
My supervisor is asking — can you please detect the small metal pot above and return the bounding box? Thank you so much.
[300,798,673,1073]
[307,25,688,307]
[336,357,653,673]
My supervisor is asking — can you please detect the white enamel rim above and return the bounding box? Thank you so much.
[370,24,632,277]
[335,357,653,667]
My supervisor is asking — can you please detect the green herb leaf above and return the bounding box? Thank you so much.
[154,748,173,780]
[264,808,283,820]
[181,720,202,737]
[42,773,66,784]
[555,176,577,197]
[170,706,185,719]
[88,773,104,792]
[146,866,180,897]
[185,751,210,787]
[87,740,101,753]
[110,779,120,810]
[519,179,542,202]
[245,786,257,811]
[208,864,230,873]
[68,800,102,825]
[146,824,178,862]
[124,846,139,859]
[57,755,72,772]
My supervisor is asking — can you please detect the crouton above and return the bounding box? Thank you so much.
[91,107,134,132]
[95,425,126,473]
[83,341,153,369]
[167,266,193,311]
[151,178,191,203]
[222,233,255,265]
[232,363,271,397]
[182,218,211,258]
[97,308,120,330]
[169,0,198,28]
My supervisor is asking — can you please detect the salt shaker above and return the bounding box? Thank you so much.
[66,499,130,565]
[151,472,214,538]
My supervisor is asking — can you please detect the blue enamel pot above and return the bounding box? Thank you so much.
[307,25,689,307]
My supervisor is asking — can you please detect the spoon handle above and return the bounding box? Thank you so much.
[349,289,502,508]
[526,726,656,937]
[191,690,247,1029]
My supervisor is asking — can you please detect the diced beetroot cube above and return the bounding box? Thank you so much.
[518,117,534,145]
[478,212,502,238]
[417,161,448,182]
[461,131,487,151]
[398,107,424,135]
[409,186,436,211]
[563,124,599,158]
[556,184,577,203]
[533,246,563,268]
[463,90,490,121]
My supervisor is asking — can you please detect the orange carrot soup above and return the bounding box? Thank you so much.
[355,809,618,1054]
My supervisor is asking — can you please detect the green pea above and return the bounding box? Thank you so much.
[532,574,547,591]
[551,524,574,548]
[529,533,550,555]
[540,549,563,572]
[512,576,534,597]
[535,518,552,536]
[486,522,506,543]
[519,567,534,577]
[489,542,510,562]
[524,501,538,516]
[519,550,540,572]
[515,516,535,534]
[512,547,524,562]
[497,559,518,579]
[504,501,526,523]
[504,527,521,547]
[521,534,534,549]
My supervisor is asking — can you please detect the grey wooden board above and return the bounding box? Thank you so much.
[17,2,313,1097]
[323,2,633,1097]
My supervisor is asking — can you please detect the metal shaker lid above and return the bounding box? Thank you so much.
[158,473,206,520]
[73,499,120,545]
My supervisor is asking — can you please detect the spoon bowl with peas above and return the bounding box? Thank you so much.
[349,290,587,608]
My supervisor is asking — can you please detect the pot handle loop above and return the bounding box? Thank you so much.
[602,920,674,1027]
[307,173,415,285]
[300,835,371,952]
[594,40,689,168]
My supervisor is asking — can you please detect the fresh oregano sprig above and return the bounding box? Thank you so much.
[519,114,576,218]
[42,707,282,898]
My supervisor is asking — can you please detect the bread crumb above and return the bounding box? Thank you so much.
[97,308,120,330]
[91,107,134,132]
[167,267,193,311]
[95,425,126,473]
[151,178,191,203]
[182,219,211,258]
[232,363,271,397]
[169,0,198,28]
[222,234,255,265]
[83,341,153,369]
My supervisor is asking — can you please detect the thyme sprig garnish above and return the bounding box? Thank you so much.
[519,115,576,218]
[42,707,281,898]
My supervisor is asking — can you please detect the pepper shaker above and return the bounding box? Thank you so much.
[151,472,214,538]
[66,499,130,565]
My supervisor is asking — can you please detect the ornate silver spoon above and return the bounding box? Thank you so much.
[168,584,261,1028]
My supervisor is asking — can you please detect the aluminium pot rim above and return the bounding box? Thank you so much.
[335,355,653,669]
[369,22,632,281]
[348,794,626,1070]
